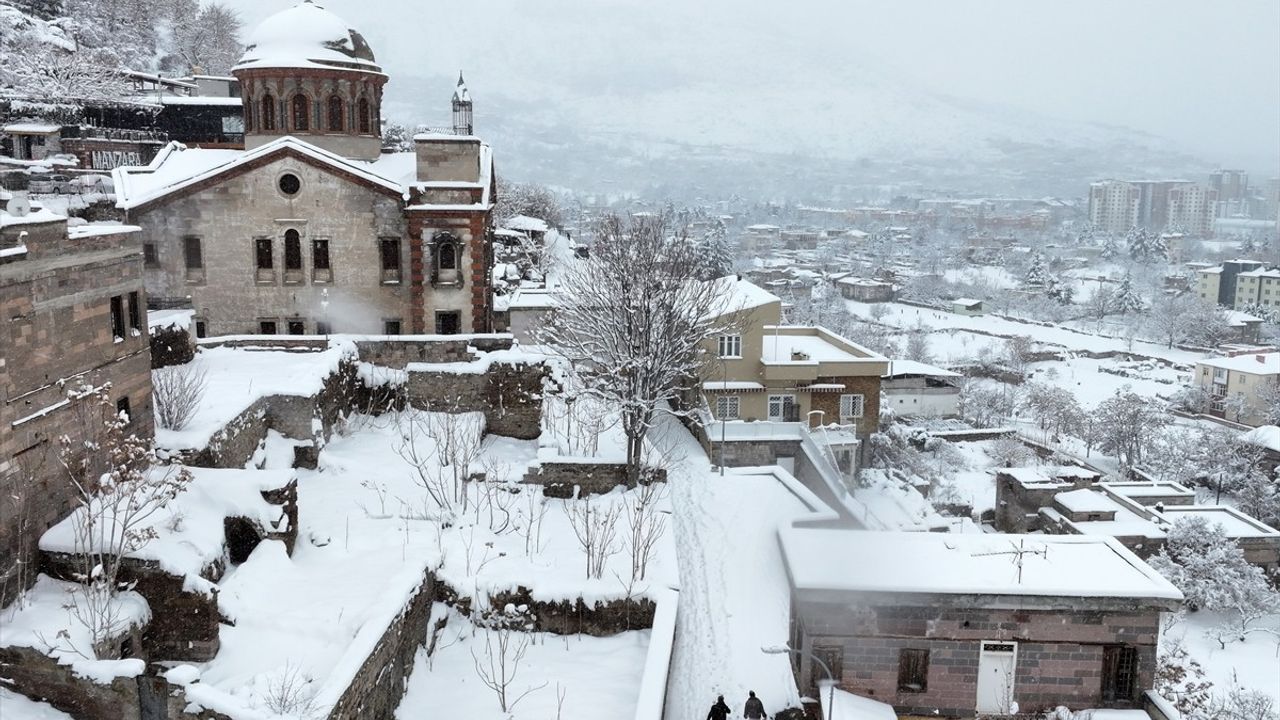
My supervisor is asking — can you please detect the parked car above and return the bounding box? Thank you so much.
[28,173,75,194]
[70,174,112,194]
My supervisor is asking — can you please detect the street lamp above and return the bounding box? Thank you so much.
[761,645,835,720]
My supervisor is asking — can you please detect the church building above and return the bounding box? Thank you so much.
[113,0,495,337]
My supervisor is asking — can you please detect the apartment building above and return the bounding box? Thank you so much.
[1194,352,1279,427]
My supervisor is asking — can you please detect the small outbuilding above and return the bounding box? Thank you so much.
[950,298,985,316]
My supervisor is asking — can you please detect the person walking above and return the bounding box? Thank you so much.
[706,695,731,720]
[743,690,768,719]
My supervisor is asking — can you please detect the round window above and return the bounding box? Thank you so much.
[278,173,301,195]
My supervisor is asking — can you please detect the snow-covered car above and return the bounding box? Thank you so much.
[70,174,112,194]
[27,173,74,194]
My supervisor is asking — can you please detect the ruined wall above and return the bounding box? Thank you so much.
[523,463,667,499]
[406,360,544,440]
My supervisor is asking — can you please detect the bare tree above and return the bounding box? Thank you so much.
[261,660,317,717]
[539,212,739,481]
[564,495,623,579]
[624,482,667,582]
[394,410,484,520]
[56,384,192,655]
[471,606,545,713]
[151,363,208,431]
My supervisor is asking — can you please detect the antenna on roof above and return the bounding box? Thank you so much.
[972,538,1048,585]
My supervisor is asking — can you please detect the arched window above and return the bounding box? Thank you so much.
[291,94,310,132]
[327,95,344,132]
[357,98,371,134]
[261,94,276,131]
[439,243,457,270]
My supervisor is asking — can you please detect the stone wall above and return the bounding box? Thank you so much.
[487,586,657,636]
[406,359,544,440]
[0,646,233,720]
[326,568,438,720]
[353,334,512,367]
[523,462,667,498]
[795,602,1163,717]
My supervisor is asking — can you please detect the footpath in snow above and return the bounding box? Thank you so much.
[649,413,813,720]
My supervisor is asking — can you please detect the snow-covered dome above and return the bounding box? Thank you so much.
[234,0,380,73]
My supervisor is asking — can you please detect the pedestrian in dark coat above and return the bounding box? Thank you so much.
[744,690,768,719]
[707,695,731,720]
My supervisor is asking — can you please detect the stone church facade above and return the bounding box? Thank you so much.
[113,0,493,337]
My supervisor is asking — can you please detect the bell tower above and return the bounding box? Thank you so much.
[451,72,473,136]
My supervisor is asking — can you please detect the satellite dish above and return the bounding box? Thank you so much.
[6,194,31,217]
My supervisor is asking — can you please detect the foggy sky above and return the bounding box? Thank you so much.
[226,0,1280,176]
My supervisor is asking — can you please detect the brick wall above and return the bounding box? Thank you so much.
[1,218,153,605]
[794,601,1162,717]
[808,374,882,436]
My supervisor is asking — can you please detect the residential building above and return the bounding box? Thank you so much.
[1209,169,1249,217]
[880,360,961,417]
[0,192,154,604]
[700,278,888,437]
[1194,260,1264,308]
[1087,180,1140,234]
[1234,266,1280,311]
[779,528,1181,717]
[834,276,895,302]
[1166,184,1217,236]
[111,1,494,337]
[1193,352,1279,427]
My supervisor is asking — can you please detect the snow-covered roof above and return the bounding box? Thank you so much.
[234,0,381,73]
[113,138,408,210]
[2,123,61,134]
[884,359,960,378]
[1156,506,1280,538]
[1242,425,1279,453]
[778,528,1182,602]
[701,381,765,391]
[1239,267,1280,279]
[952,297,983,307]
[506,288,557,310]
[707,276,781,316]
[158,96,242,107]
[999,465,1100,486]
[762,333,861,363]
[1195,352,1279,376]
[1055,488,1122,514]
[452,73,471,104]
[503,215,550,233]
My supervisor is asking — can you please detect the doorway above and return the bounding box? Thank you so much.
[976,641,1017,714]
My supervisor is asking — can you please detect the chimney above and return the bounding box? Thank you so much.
[1258,354,1267,363]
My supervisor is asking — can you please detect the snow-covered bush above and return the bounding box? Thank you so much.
[151,363,208,431]
[1147,517,1273,614]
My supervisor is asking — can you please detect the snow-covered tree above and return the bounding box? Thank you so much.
[1020,382,1083,442]
[1094,389,1167,467]
[957,381,1017,429]
[539,212,737,480]
[1127,227,1167,264]
[1086,286,1115,322]
[904,327,933,364]
[494,179,563,228]
[693,219,733,281]
[2,34,128,100]
[1099,233,1122,260]
[1044,275,1075,305]
[1148,516,1274,613]
[381,122,414,152]
[166,2,242,75]
[1024,253,1050,288]
[1146,293,1198,348]
[1112,273,1145,315]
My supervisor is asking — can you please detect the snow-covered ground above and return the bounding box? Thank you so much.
[399,606,650,720]
[1163,611,1280,709]
[0,688,75,720]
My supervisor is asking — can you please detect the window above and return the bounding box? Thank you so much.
[435,310,461,335]
[261,95,276,131]
[284,229,303,282]
[380,238,401,283]
[116,397,131,424]
[259,320,277,335]
[767,394,796,422]
[897,648,930,693]
[715,395,740,420]
[328,95,344,131]
[287,320,305,335]
[717,334,742,358]
[183,236,204,282]
[312,239,331,282]
[195,320,207,338]
[439,243,458,270]
[315,320,331,335]
[109,295,125,340]
[143,243,159,268]
[291,94,310,131]
[278,173,301,195]
[357,97,371,133]
[1101,646,1139,705]
[127,291,141,333]
[383,319,402,335]
[839,394,865,422]
[255,237,274,282]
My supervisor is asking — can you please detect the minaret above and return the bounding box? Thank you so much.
[451,72,473,135]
